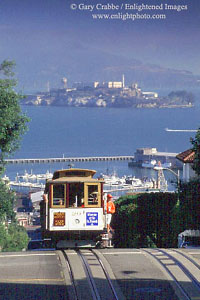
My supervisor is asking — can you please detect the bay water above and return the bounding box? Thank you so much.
[5,101,200,192]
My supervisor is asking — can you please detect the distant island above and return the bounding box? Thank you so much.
[22,79,194,109]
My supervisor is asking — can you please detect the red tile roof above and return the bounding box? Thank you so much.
[176,149,195,163]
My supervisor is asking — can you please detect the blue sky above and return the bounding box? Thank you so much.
[0,0,199,91]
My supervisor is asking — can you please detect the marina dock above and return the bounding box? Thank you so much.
[5,155,134,164]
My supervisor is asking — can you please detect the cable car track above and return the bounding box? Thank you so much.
[61,250,79,300]
[143,248,200,300]
[78,250,102,300]
[173,248,200,272]
[61,249,120,300]
[91,249,120,300]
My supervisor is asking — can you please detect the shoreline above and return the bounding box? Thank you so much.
[21,103,194,109]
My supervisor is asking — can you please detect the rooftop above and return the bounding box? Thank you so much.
[176,149,195,163]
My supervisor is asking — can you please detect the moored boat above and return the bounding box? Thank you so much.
[142,159,157,168]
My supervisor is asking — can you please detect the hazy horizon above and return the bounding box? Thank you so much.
[0,0,199,92]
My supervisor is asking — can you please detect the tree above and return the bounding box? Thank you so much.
[0,179,16,223]
[136,192,178,247]
[112,195,140,248]
[0,224,7,251]
[2,224,30,252]
[191,128,200,176]
[168,91,194,105]
[0,180,30,251]
[0,60,29,172]
[178,179,200,229]
[0,60,30,251]
[112,192,178,248]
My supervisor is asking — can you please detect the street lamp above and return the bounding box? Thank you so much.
[164,168,180,204]
[164,168,180,190]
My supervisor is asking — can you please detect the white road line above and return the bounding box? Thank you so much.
[0,253,56,258]
[103,251,142,255]
[0,278,64,283]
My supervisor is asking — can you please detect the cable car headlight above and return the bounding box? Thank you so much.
[75,219,80,224]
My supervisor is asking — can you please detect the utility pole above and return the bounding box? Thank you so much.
[156,162,168,191]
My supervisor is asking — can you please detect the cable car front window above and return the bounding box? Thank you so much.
[69,183,84,207]
[52,184,65,207]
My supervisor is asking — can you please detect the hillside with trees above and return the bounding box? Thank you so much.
[0,60,29,251]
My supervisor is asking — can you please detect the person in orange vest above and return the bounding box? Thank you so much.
[106,194,115,232]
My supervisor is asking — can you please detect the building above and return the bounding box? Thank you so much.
[95,75,125,89]
[107,81,123,89]
[30,190,44,211]
[129,147,180,168]
[176,149,196,182]
[142,92,158,99]
[62,77,68,89]
[17,215,29,227]
[94,81,100,88]
[130,83,142,97]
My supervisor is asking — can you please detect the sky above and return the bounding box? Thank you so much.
[0,0,199,91]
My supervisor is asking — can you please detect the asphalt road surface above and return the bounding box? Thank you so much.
[1,248,200,299]
[0,251,68,300]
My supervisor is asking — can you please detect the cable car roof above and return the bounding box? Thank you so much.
[53,168,96,178]
[48,177,104,184]
[48,168,104,183]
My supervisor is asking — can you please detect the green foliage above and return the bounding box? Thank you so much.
[178,179,200,229]
[136,193,178,247]
[112,194,145,248]
[114,194,138,207]
[0,179,30,252]
[0,60,16,77]
[112,196,138,248]
[168,90,194,104]
[0,224,7,251]
[0,60,29,170]
[191,129,200,176]
[112,192,178,248]
[0,224,29,252]
[0,179,16,223]
[0,60,30,252]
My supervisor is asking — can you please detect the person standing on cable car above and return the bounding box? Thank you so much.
[106,194,115,232]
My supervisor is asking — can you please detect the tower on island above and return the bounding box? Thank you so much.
[122,74,125,89]
[62,77,68,89]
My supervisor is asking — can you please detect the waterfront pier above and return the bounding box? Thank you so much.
[5,155,134,164]
[5,148,181,168]
[128,148,181,168]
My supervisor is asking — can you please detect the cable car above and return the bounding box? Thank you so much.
[40,168,106,248]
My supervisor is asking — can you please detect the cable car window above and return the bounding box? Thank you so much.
[65,171,87,177]
[84,183,101,207]
[88,185,98,205]
[52,184,65,207]
[69,183,84,207]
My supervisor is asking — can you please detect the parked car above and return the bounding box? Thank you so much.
[181,241,200,249]
[27,239,55,251]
